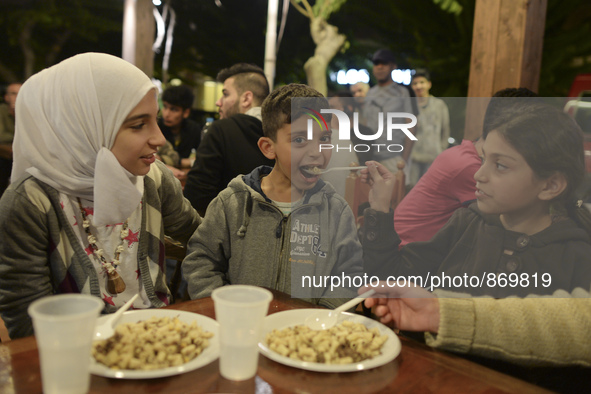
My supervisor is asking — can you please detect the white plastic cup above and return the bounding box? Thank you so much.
[212,285,273,381]
[28,294,104,394]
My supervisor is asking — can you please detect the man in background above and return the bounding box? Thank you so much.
[0,82,22,196]
[183,63,274,215]
[158,85,202,168]
[362,49,417,176]
[408,70,450,186]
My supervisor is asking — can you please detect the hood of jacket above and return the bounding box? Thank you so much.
[222,165,339,236]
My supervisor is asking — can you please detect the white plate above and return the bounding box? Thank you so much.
[258,309,401,373]
[90,309,219,379]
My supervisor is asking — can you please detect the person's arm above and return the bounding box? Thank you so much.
[364,285,591,367]
[183,125,226,215]
[0,182,53,339]
[360,161,465,279]
[156,160,201,245]
[358,162,402,278]
[428,288,591,366]
[182,194,230,299]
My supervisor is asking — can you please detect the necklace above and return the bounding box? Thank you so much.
[77,198,128,294]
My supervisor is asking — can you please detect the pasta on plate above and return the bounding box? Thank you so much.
[265,320,388,364]
[92,316,214,370]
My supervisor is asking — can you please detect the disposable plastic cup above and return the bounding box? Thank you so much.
[28,294,104,394]
[212,285,273,381]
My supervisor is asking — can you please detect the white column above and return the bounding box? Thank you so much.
[264,0,279,91]
[122,0,137,64]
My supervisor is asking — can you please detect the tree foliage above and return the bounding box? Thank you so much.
[289,0,348,95]
[329,0,591,97]
[0,0,121,82]
[0,0,589,99]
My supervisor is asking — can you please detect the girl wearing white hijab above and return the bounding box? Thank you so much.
[0,53,201,339]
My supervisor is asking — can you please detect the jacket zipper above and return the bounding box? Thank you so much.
[273,216,289,289]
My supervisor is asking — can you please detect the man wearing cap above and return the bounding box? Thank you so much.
[362,49,416,175]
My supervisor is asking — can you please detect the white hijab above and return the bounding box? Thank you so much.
[11,53,157,225]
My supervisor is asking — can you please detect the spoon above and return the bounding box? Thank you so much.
[304,289,376,330]
[302,166,367,175]
[94,293,139,340]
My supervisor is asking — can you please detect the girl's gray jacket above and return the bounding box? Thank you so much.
[183,166,364,308]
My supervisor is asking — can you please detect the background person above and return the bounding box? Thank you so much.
[362,49,417,178]
[183,63,274,215]
[0,82,22,197]
[408,70,450,186]
[158,84,202,168]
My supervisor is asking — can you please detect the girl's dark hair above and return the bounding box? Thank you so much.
[490,103,591,238]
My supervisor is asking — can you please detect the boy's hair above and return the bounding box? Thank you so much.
[161,85,194,110]
[493,103,584,206]
[412,69,431,82]
[261,83,329,141]
[216,63,270,106]
[482,87,539,137]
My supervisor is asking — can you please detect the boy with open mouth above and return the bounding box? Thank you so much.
[183,84,364,308]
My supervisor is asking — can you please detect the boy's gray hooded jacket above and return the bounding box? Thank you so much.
[183,166,364,308]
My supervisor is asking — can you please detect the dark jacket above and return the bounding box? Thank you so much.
[183,114,274,215]
[158,117,202,159]
[361,203,591,297]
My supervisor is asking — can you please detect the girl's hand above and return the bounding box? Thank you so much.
[360,161,395,213]
[360,283,440,334]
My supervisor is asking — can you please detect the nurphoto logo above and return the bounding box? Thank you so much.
[305,108,417,153]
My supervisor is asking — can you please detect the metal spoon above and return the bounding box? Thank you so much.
[302,166,367,175]
[304,289,376,330]
[94,293,139,339]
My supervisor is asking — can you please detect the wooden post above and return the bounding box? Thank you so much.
[464,0,547,140]
[122,0,155,78]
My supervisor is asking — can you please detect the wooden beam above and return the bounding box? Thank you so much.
[135,0,155,77]
[464,0,547,140]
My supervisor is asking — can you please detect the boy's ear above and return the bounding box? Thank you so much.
[538,172,567,201]
[258,136,276,160]
[240,91,254,111]
[182,108,191,119]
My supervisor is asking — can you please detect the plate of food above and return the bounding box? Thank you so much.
[90,309,219,379]
[258,309,400,373]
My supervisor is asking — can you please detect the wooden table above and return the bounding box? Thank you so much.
[0,290,554,393]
